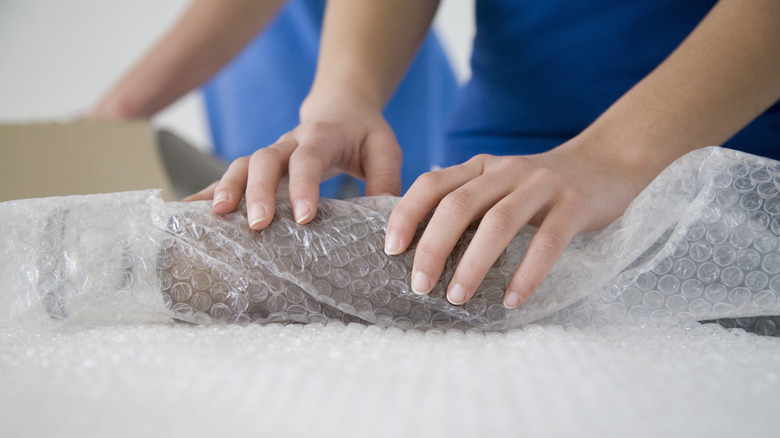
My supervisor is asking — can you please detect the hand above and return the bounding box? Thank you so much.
[384,138,644,309]
[184,92,403,229]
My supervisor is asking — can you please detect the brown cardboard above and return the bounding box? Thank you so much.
[0,121,175,202]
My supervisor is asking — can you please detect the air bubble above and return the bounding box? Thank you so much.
[688,242,712,262]
[761,253,780,275]
[716,187,739,207]
[652,257,674,275]
[685,222,705,241]
[190,293,212,312]
[754,318,777,336]
[705,283,728,302]
[705,223,730,245]
[729,228,754,249]
[170,282,192,301]
[747,211,770,231]
[763,196,780,215]
[672,259,696,279]
[712,246,736,266]
[642,291,664,309]
[720,266,744,287]
[681,279,704,298]
[744,271,769,292]
[733,176,756,192]
[658,275,680,294]
[209,302,232,320]
[618,287,642,307]
[635,272,657,290]
[688,298,711,314]
[735,249,760,270]
[665,295,688,313]
[728,287,751,306]
[753,232,777,253]
[739,192,762,211]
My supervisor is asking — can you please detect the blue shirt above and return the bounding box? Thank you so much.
[441,0,780,167]
[203,0,458,197]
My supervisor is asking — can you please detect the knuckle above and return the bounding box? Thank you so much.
[227,156,249,170]
[463,154,492,172]
[530,167,559,186]
[559,190,588,218]
[290,148,322,168]
[304,121,331,133]
[483,204,518,235]
[298,121,340,143]
[244,185,269,201]
[494,155,523,172]
[414,240,450,262]
[533,228,568,255]
[218,172,245,191]
[470,153,492,164]
[414,171,443,189]
[439,190,475,216]
[387,205,426,236]
[276,131,296,143]
[250,147,281,163]
[216,180,242,195]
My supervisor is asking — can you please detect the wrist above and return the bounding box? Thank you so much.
[557,123,672,198]
[567,95,709,195]
[300,85,385,123]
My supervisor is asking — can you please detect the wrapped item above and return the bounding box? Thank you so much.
[2,147,780,332]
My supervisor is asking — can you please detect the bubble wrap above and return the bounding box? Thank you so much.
[2,147,780,332]
[3,322,779,437]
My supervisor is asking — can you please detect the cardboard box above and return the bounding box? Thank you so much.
[0,121,227,202]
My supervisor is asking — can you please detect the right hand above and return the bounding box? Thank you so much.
[384,137,644,308]
[184,92,403,229]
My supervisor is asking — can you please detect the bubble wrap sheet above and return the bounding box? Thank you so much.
[2,146,780,437]
[3,147,780,332]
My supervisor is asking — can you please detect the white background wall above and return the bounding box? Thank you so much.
[0,0,474,152]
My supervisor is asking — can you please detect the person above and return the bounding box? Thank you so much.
[90,0,457,197]
[187,0,780,310]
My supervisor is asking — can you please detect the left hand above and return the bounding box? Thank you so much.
[383,138,644,308]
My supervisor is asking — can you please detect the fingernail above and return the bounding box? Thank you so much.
[447,283,467,305]
[212,192,228,208]
[294,200,311,224]
[504,291,522,309]
[384,233,403,255]
[249,203,267,228]
[411,271,433,295]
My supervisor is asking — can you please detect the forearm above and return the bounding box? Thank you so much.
[303,0,440,116]
[92,0,285,118]
[576,0,780,193]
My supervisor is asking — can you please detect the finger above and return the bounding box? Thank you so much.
[385,155,488,256]
[362,129,402,196]
[409,171,515,295]
[503,205,582,308]
[245,140,296,230]
[286,129,341,225]
[182,181,218,202]
[446,186,554,305]
[211,157,250,215]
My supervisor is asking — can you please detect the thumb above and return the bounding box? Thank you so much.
[362,130,403,196]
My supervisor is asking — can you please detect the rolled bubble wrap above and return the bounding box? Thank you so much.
[2,146,780,332]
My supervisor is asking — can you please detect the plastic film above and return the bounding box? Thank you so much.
[2,147,780,332]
